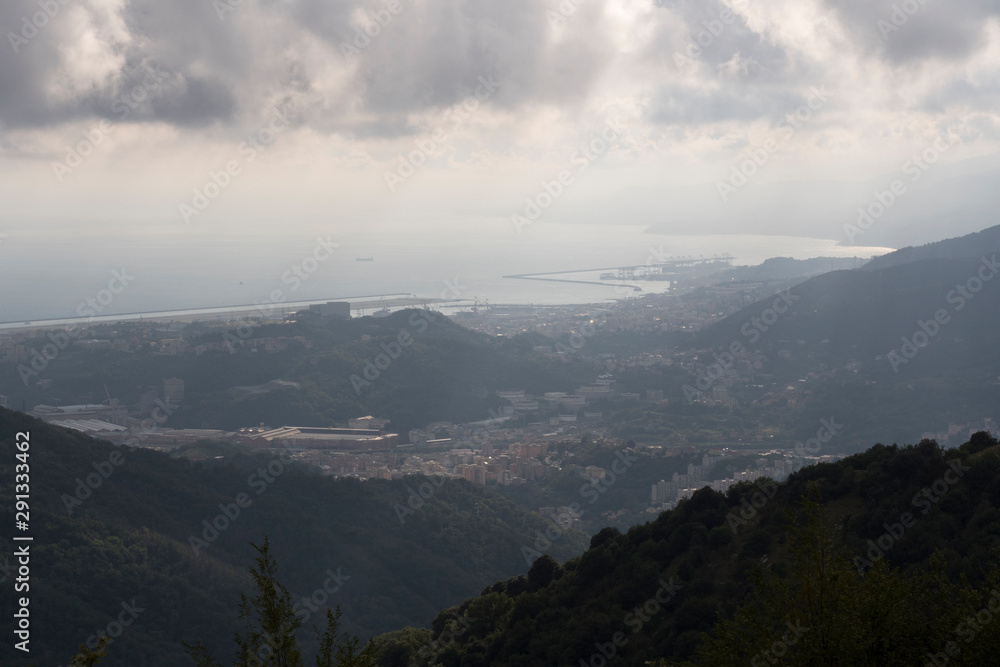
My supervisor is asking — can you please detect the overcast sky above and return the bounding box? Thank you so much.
[2,0,999,242]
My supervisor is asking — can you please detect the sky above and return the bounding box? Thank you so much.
[2,0,1000,247]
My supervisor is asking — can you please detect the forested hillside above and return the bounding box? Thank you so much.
[0,310,599,436]
[0,410,588,666]
[375,432,1000,665]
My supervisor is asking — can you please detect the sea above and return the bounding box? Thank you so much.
[0,223,893,326]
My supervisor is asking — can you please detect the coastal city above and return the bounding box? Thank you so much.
[2,258,996,520]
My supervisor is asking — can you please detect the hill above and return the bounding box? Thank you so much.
[0,409,589,666]
[375,432,1000,665]
[655,251,1000,449]
[698,254,1000,371]
[862,224,1000,271]
[711,256,865,283]
[1,309,599,437]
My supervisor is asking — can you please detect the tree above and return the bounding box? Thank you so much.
[527,554,560,590]
[315,607,374,667]
[68,636,110,666]
[669,488,962,666]
[185,536,373,667]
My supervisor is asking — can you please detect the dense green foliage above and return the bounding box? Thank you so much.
[0,410,588,666]
[185,538,375,667]
[664,498,1000,666]
[372,432,1000,665]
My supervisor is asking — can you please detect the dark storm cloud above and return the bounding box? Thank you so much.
[641,0,806,125]
[2,0,996,139]
[0,0,614,135]
[356,0,612,113]
[0,0,76,126]
[0,0,238,128]
[819,0,998,64]
[646,0,788,74]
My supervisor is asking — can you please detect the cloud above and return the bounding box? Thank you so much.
[818,0,999,64]
[1,0,622,136]
[0,0,998,198]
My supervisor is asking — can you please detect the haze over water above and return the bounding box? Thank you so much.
[0,223,892,323]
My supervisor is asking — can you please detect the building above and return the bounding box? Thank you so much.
[576,384,612,399]
[349,416,390,430]
[48,419,127,438]
[163,378,185,404]
[521,443,547,459]
[459,464,487,485]
[74,339,113,350]
[31,404,119,422]
[522,460,546,480]
[651,479,679,504]
[159,338,187,355]
[687,464,707,484]
[497,389,526,402]
[239,426,398,451]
